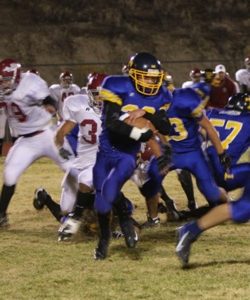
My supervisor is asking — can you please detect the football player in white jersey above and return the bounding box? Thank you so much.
[0,58,72,227]
[49,71,81,121]
[34,73,107,240]
[0,100,7,154]
[0,92,18,155]
[49,71,81,158]
[235,57,250,93]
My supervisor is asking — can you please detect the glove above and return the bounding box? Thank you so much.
[129,127,153,142]
[162,143,172,157]
[219,151,232,170]
[59,147,72,160]
[157,154,172,175]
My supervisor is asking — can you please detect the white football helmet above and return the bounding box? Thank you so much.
[0,58,21,95]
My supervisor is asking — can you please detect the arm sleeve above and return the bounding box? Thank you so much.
[104,102,134,136]
[143,110,170,135]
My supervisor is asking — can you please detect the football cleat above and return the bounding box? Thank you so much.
[94,239,109,260]
[120,217,138,248]
[175,225,196,267]
[58,215,81,242]
[166,210,182,222]
[0,213,9,228]
[33,188,48,210]
[112,230,124,239]
[141,216,160,229]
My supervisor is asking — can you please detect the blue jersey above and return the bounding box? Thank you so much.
[191,81,211,102]
[206,108,250,164]
[167,88,206,153]
[99,75,172,155]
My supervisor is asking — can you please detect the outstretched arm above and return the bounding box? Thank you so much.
[198,114,224,155]
[55,120,76,148]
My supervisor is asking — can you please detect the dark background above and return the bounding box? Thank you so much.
[0,0,249,86]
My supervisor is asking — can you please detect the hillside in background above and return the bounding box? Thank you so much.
[0,0,249,85]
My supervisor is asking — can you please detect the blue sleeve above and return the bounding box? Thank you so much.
[101,76,129,106]
[173,88,204,119]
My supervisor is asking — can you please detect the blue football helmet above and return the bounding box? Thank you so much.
[226,93,250,112]
[128,52,164,96]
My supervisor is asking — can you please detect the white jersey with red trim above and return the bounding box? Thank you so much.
[63,94,101,165]
[235,69,250,91]
[0,102,7,139]
[3,72,52,135]
[49,83,81,120]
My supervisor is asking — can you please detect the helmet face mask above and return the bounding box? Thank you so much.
[86,73,107,114]
[0,58,21,95]
[0,79,14,96]
[128,52,164,96]
[87,88,102,114]
[59,71,73,88]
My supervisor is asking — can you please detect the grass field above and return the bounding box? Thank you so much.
[0,157,250,300]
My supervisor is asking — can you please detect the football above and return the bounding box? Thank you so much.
[123,115,162,158]
[140,144,154,161]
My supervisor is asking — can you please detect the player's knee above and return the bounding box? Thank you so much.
[4,169,18,186]
[231,199,250,223]
[199,183,221,205]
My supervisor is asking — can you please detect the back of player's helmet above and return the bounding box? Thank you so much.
[245,57,250,71]
[226,93,250,112]
[241,93,250,111]
[0,58,21,95]
[128,52,164,96]
[190,68,201,82]
[28,69,40,76]
[86,72,107,114]
[59,71,73,88]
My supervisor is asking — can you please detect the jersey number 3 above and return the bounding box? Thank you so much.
[80,119,97,144]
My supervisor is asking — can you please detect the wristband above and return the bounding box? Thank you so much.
[130,127,147,141]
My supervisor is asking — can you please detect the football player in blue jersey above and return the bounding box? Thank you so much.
[206,93,250,190]
[93,52,172,259]
[176,93,250,267]
[174,78,212,212]
[167,87,231,208]
[180,92,250,219]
